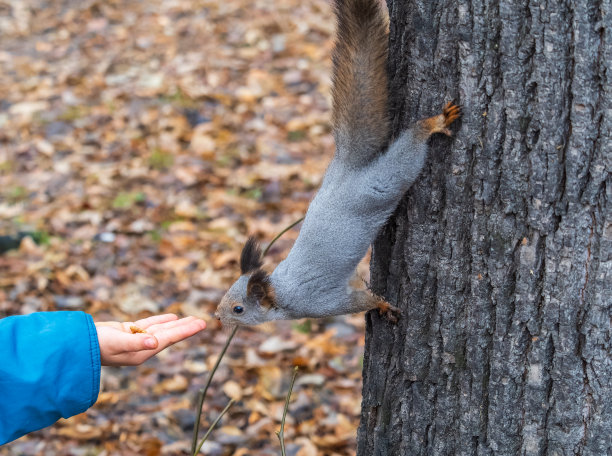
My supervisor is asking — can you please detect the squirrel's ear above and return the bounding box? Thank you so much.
[247,269,276,309]
[240,237,263,274]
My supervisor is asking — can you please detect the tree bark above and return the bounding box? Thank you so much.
[358,1,611,455]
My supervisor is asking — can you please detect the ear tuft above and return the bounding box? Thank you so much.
[240,237,263,274]
[247,269,276,308]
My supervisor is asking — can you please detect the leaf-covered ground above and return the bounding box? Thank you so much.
[0,0,369,454]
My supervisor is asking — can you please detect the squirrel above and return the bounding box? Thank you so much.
[215,0,460,326]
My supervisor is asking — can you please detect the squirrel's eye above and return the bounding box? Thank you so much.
[232,305,244,314]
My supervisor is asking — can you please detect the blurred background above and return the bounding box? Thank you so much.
[0,0,368,454]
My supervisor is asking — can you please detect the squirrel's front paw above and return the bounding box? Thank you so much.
[376,300,402,323]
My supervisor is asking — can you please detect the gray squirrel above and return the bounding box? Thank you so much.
[215,0,460,326]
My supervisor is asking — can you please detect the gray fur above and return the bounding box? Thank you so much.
[216,129,431,326]
[270,130,428,318]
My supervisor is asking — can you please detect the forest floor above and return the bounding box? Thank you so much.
[0,0,368,454]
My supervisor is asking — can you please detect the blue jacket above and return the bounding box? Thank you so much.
[0,311,101,445]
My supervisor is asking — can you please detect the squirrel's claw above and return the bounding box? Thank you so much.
[442,101,462,128]
[415,101,462,139]
[376,300,401,323]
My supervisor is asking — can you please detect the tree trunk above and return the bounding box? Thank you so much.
[358,1,611,455]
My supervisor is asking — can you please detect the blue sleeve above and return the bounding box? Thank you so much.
[0,311,101,445]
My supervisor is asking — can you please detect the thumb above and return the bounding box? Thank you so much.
[105,329,159,353]
[128,334,159,351]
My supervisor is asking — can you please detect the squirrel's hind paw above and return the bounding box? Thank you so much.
[417,101,461,139]
[442,101,462,129]
[376,300,402,323]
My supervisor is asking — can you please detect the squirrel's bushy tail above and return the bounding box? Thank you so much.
[331,0,389,167]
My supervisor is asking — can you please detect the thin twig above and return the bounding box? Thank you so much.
[194,399,236,455]
[276,366,299,456]
[191,217,302,455]
[191,326,238,454]
[263,217,304,256]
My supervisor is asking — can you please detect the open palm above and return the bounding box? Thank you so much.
[95,314,206,366]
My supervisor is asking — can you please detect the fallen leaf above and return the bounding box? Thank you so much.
[222,380,243,400]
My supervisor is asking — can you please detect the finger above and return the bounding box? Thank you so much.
[146,316,200,334]
[103,328,159,353]
[152,319,206,350]
[97,321,140,334]
[134,314,178,329]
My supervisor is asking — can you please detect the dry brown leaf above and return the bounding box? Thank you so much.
[167,221,197,233]
[295,437,319,456]
[55,423,107,440]
[153,374,189,394]
[161,257,193,274]
[141,437,163,456]
[311,433,355,450]
[96,391,123,406]
[222,380,243,400]
[256,366,284,401]
[304,330,347,356]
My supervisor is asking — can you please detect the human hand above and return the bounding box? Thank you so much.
[95,314,206,366]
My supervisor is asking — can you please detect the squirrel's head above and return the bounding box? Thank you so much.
[215,237,278,326]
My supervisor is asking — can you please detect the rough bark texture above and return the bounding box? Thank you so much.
[358,1,611,455]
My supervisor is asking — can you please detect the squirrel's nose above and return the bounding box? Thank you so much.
[214,311,220,321]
